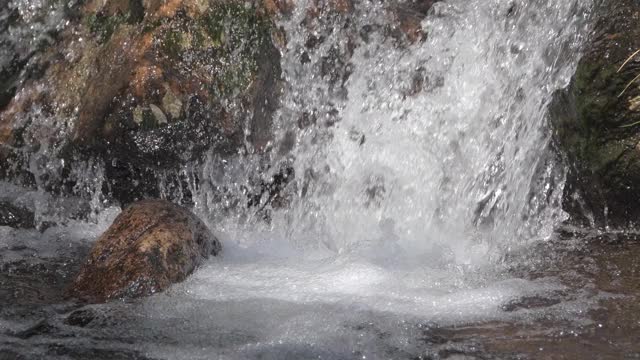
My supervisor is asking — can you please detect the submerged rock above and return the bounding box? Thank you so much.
[551,0,640,224]
[67,199,220,303]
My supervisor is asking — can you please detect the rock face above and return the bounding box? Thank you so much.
[67,199,220,303]
[0,0,282,205]
[552,0,640,224]
[0,0,438,210]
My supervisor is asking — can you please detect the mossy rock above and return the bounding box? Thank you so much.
[552,0,640,224]
[0,0,282,205]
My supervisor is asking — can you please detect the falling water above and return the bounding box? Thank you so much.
[185,0,592,262]
[0,0,605,358]
[112,0,598,357]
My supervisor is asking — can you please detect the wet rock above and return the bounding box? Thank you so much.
[551,0,640,224]
[0,0,282,205]
[0,257,83,309]
[0,0,439,210]
[294,0,439,133]
[246,165,295,215]
[46,345,155,360]
[0,350,28,360]
[390,0,438,43]
[500,295,562,312]
[66,199,220,303]
[64,308,98,327]
[0,200,35,229]
[11,319,55,339]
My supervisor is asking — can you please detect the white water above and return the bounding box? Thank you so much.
[127,1,598,357]
[0,0,599,358]
[182,0,593,258]
[184,0,592,292]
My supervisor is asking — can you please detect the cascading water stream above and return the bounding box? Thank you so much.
[183,0,592,263]
[1,0,617,358]
[91,2,599,357]
[270,0,582,260]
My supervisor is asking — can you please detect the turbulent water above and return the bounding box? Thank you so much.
[183,0,593,257]
[3,0,630,359]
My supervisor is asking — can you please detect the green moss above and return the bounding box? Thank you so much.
[86,12,129,43]
[139,2,275,98]
[198,3,273,96]
[142,18,163,33]
[574,61,622,130]
[85,0,146,43]
[590,140,628,173]
[557,60,631,174]
[163,29,183,59]
[140,108,157,130]
[199,2,271,45]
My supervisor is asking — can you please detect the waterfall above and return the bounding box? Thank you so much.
[181,0,593,267]
[0,0,594,263]
[0,0,609,359]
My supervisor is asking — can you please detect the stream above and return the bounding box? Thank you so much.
[1,0,639,359]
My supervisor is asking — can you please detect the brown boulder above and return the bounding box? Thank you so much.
[67,199,221,303]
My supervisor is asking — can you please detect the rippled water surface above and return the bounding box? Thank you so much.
[1,221,639,359]
[2,0,640,358]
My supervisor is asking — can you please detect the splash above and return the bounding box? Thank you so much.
[183,0,593,268]
[0,0,603,358]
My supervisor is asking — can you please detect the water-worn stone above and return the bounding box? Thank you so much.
[66,199,221,303]
[551,0,640,224]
